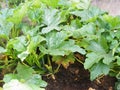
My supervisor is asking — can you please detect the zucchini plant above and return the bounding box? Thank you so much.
[0,0,120,89]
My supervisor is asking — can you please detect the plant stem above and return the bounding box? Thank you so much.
[38,53,45,60]
[75,57,84,64]
[48,55,51,66]
[110,69,118,73]
[54,64,61,73]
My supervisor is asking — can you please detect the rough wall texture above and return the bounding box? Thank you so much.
[0,0,120,16]
[92,0,120,16]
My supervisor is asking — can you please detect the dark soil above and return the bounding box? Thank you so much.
[43,62,116,90]
[0,72,3,87]
[0,62,117,90]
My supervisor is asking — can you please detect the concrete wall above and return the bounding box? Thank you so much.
[92,0,120,16]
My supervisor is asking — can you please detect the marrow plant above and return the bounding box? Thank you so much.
[0,0,120,89]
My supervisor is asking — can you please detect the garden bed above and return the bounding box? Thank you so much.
[43,62,116,90]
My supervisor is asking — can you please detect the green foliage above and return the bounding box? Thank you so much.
[40,0,59,8]
[3,63,47,90]
[40,31,86,56]
[7,2,28,24]
[0,0,120,89]
[0,46,6,53]
[115,81,120,90]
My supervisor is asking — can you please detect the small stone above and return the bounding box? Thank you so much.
[75,69,79,74]
[88,87,96,90]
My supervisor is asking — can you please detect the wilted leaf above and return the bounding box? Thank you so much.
[52,54,75,69]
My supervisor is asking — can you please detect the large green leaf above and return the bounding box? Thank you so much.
[63,23,96,39]
[103,15,120,29]
[116,56,120,65]
[16,63,34,80]
[27,35,45,53]
[3,79,45,90]
[59,40,86,55]
[40,31,86,56]
[0,21,13,38]
[77,23,96,39]
[84,41,115,69]
[99,35,109,52]
[26,74,47,87]
[115,30,120,39]
[3,79,33,90]
[7,2,29,24]
[3,74,18,83]
[7,36,27,52]
[84,52,102,69]
[70,6,105,21]
[41,8,64,34]
[110,39,120,55]
[46,31,67,49]
[40,0,59,8]
[103,52,115,65]
[87,41,105,53]
[71,0,91,9]
[3,63,47,90]
[59,0,91,9]
[90,61,110,80]
[0,9,14,38]
[22,26,40,36]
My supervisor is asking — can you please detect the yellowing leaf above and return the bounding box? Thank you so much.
[52,54,75,69]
